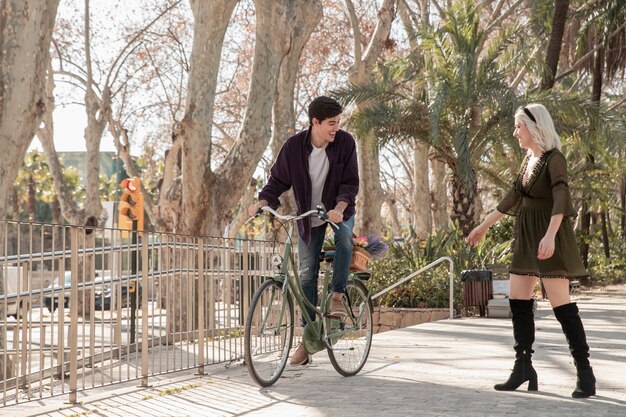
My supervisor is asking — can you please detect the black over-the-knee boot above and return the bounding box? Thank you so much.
[494,299,538,391]
[554,302,596,398]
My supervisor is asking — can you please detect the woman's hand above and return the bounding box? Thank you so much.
[537,235,555,260]
[466,225,487,246]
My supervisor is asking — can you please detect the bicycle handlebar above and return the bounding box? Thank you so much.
[246,205,338,229]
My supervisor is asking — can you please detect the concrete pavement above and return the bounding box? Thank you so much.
[4,285,626,417]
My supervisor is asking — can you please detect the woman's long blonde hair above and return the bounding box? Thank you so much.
[515,103,561,152]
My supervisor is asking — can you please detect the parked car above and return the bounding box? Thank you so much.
[44,272,141,312]
[43,271,72,312]
[94,278,142,311]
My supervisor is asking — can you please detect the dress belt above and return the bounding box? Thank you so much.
[522,198,553,209]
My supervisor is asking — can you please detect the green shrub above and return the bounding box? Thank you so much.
[586,228,626,286]
[369,223,513,310]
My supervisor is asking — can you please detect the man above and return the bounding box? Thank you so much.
[248,96,359,366]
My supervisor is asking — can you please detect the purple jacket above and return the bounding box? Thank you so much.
[258,127,359,244]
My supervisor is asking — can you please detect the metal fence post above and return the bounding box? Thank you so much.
[242,240,249,326]
[130,221,138,344]
[140,231,149,387]
[196,238,205,375]
[448,258,455,319]
[68,226,79,404]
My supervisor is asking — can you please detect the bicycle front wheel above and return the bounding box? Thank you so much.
[327,279,373,376]
[244,278,294,387]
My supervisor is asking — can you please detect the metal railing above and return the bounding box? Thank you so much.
[1,219,458,407]
[0,220,278,406]
[371,256,455,319]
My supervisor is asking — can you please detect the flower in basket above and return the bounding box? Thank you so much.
[353,235,368,247]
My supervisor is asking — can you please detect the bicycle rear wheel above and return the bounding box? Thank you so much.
[245,278,294,387]
[327,279,373,376]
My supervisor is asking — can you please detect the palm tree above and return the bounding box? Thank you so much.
[337,0,525,235]
[541,0,571,90]
[567,0,626,266]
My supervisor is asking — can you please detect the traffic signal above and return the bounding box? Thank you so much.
[118,177,144,234]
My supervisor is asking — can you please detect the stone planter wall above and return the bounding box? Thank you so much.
[373,307,449,334]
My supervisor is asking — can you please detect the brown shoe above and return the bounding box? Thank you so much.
[290,343,310,366]
[328,291,347,318]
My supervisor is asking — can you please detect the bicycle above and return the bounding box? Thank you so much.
[244,206,373,387]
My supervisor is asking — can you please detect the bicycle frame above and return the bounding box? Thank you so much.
[258,208,369,352]
[272,219,329,329]
[245,206,374,385]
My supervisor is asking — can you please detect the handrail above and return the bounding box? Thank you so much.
[370,256,455,319]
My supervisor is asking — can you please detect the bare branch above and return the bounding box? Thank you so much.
[486,0,524,33]
[362,0,396,69]
[343,0,363,65]
[489,0,506,21]
[144,45,176,120]
[107,42,143,97]
[105,0,183,88]
[555,21,626,82]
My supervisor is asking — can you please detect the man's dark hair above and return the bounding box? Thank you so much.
[308,96,343,124]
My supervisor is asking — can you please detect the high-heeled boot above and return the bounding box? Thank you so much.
[494,299,538,391]
[554,302,596,398]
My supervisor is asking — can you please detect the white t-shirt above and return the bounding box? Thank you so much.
[309,144,329,227]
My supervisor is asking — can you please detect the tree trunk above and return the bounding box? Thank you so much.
[412,141,431,236]
[227,178,257,239]
[157,137,183,232]
[178,0,239,237]
[168,0,238,335]
[0,0,60,217]
[82,0,105,224]
[180,0,314,237]
[450,172,478,237]
[385,196,402,238]
[581,46,604,268]
[431,156,449,231]
[357,131,385,234]
[398,0,430,237]
[0,0,60,380]
[619,170,626,239]
[210,0,321,236]
[37,61,84,224]
[540,0,569,90]
[270,0,322,216]
[172,0,321,333]
[600,210,610,259]
[346,0,397,235]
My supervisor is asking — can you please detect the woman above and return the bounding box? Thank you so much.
[467,103,596,398]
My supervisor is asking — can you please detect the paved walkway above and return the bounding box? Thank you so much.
[5,285,626,417]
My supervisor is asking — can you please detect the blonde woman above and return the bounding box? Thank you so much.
[467,103,595,398]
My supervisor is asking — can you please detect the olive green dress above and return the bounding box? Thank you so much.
[497,149,588,280]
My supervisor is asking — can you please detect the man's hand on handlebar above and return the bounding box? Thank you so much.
[327,209,343,224]
[247,200,268,217]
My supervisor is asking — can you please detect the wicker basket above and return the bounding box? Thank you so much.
[350,246,372,271]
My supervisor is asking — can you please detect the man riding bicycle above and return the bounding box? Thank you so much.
[248,96,359,366]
